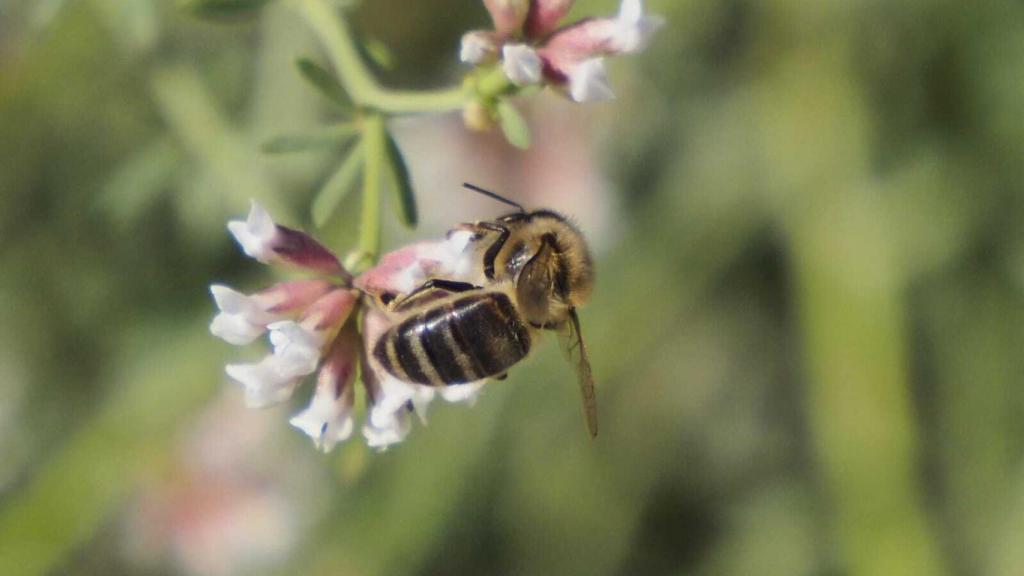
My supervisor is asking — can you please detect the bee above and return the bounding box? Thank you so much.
[370,184,599,437]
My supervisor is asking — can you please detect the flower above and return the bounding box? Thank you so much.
[122,394,314,576]
[460,31,499,65]
[225,355,304,409]
[212,201,486,451]
[484,0,530,37]
[461,0,664,102]
[209,280,332,345]
[502,43,545,85]
[227,200,348,278]
[288,329,358,452]
[568,57,614,102]
[353,229,478,297]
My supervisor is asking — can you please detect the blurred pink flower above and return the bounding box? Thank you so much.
[212,202,485,451]
[123,396,309,576]
[461,0,663,102]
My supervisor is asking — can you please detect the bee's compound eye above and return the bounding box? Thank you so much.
[380,292,396,305]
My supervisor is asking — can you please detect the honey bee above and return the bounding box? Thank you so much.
[370,184,599,437]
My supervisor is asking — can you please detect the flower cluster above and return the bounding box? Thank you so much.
[210,202,487,451]
[461,0,663,102]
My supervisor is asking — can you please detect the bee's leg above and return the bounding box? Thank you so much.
[494,373,508,381]
[392,279,482,311]
[475,222,510,280]
[411,278,480,295]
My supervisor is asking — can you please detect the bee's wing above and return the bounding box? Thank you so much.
[559,308,598,438]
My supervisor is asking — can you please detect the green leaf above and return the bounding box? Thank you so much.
[177,0,272,20]
[97,137,180,226]
[261,124,358,154]
[383,129,418,228]
[312,140,365,227]
[363,37,395,71]
[296,57,353,109]
[496,100,531,149]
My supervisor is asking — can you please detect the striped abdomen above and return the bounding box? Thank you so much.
[373,292,531,386]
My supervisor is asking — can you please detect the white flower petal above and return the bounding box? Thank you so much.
[409,386,436,425]
[460,31,496,64]
[439,230,477,279]
[267,321,322,378]
[438,381,487,404]
[210,284,248,314]
[208,284,280,345]
[370,376,414,427]
[362,410,412,451]
[569,58,615,102]
[614,0,664,53]
[225,359,299,408]
[289,401,354,453]
[618,0,643,23]
[409,231,479,283]
[210,313,264,345]
[502,44,543,86]
[228,200,277,263]
[392,265,425,295]
[370,375,437,427]
[445,229,474,255]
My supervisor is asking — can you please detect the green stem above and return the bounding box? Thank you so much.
[359,114,385,264]
[297,0,465,114]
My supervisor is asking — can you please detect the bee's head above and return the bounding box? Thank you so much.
[508,210,595,327]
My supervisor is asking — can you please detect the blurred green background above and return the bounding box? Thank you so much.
[1,0,1023,575]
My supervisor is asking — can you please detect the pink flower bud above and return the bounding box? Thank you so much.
[524,0,575,39]
[265,289,356,374]
[300,288,358,334]
[208,280,335,346]
[271,225,348,277]
[258,279,335,315]
[227,201,348,278]
[354,231,476,299]
[541,0,662,63]
[483,0,530,38]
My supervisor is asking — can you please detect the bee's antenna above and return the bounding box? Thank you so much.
[463,183,526,213]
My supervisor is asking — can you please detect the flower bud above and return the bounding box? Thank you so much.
[266,289,357,378]
[209,280,333,345]
[227,200,348,278]
[483,0,530,38]
[524,0,575,38]
[542,0,663,61]
[354,231,477,298]
[462,100,497,132]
